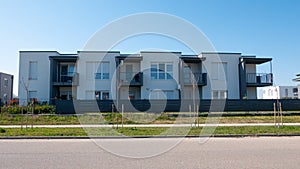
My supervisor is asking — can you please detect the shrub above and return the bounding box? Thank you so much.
[1,105,55,114]
[0,128,6,133]
[33,105,55,114]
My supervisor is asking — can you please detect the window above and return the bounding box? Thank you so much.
[212,91,218,99]
[212,62,227,80]
[61,64,75,76]
[293,88,298,97]
[60,91,72,100]
[102,92,109,100]
[3,78,8,88]
[60,64,76,82]
[95,91,109,100]
[268,89,272,96]
[29,91,37,100]
[95,62,110,80]
[86,62,110,80]
[285,89,289,97]
[29,61,38,80]
[151,63,173,80]
[183,66,191,81]
[212,90,227,99]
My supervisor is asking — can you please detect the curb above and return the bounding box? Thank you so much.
[1,134,300,139]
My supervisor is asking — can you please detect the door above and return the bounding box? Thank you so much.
[125,64,133,82]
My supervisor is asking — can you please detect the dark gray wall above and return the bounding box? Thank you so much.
[54,99,300,114]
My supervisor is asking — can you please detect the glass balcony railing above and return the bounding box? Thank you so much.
[184,73,207,86]
[53,72,79,86]
[119,72,143,86]
[246,73,272,86]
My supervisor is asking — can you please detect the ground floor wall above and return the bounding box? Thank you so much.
[54,99,300,114]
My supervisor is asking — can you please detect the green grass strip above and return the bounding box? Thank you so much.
[1,126,300,137]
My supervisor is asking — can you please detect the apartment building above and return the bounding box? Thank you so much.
[0,72,14,105]
[18,51,273,104]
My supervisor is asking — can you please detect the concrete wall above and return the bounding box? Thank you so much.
[0,73,13,105]
[76,51,119,100]
[245,64,256,74]
[202,53,241,99]
[246,87,257,99]
[140,52,180,100]
[18,51,59,105]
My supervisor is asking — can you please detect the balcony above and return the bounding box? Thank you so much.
[53,72,79,86]
[184,73,207,86]
[246,73,272,87]
[119,72,143,86]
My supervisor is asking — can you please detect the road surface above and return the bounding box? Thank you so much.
[0,137,299,169]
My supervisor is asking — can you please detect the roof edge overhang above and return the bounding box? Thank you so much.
[180,56,205,63]
[241,57,272,64]
[49,55,78,61]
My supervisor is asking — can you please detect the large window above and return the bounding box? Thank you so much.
[86,62,110,80]
[212,90,227,99]
[60,64,76,82]
[212,62,227,80]
[3,78,8,88]
[29,61,38,80]
[151,63,173,80]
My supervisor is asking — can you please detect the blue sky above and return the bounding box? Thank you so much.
[1,0,300,94]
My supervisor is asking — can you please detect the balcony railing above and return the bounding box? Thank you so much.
[184,73,207,86]
[119,72,143,86]
[53,72,79,86]
[246,73,272,86]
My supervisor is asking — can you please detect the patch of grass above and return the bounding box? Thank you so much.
[1,112,300,125]
[0,128,87,137]
[1,126,300,137]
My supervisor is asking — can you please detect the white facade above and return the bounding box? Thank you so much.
[140,52,180,100]
[260,86,299,99]
[76,51,119,100]
[18,51,60,105]
[201,53,241,99]
[18,51,273,104]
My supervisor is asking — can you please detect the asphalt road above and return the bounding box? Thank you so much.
[0,137,299,169]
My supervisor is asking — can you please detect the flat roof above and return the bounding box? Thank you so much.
[116,55,143,61]
[241,57,272,64]
[202,52,242,55]
[77,51,120,53]
[140,51,182,54]
[0,72,14,76]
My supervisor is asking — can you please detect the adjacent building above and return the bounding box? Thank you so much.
[260,86,299,99]
[0,72,14,105]
[18,51,273,104]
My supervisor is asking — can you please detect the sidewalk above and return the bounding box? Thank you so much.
[1,123,299,128]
